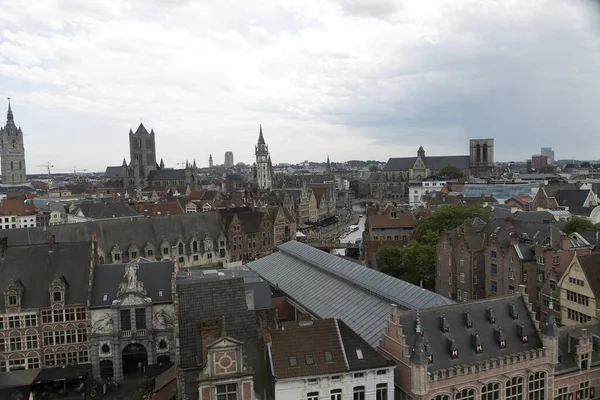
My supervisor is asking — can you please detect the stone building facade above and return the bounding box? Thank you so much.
[0,102,27,185]
[89,259,175,382]
[557,253,600,326]
[362,205,416,265]
[0,241,93,375]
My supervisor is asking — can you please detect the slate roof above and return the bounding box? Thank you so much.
[384,155,470,171]
[148,169,187,181]
[556,189,592,208]
[398,294,543,373]
[269,319,394,380]
[0,242,92,309]
[104,166,124,178]
[543,182,578,199]
[74,202,140,219]
[247,241,453,347]
[556,321,600,374]
[90,260,174,307]
[175,268,272,310]
[578,253,600,298]
[0,212,224,254]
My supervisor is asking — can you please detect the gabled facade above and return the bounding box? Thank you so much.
[558,253,600,326]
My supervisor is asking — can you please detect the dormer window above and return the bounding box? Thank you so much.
[8,295,17,306]
[324,351,333,362]
[487,307,496,324]
[305,355,314,365]
[53,291,62,302]
[102,293,108,302]
[509,303,518,319]
[439,314,449,332]
[516,322,527,343]
[356,349,363,359]
[464,311,473,328]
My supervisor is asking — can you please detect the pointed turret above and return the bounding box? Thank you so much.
[541,291,557,337]
[411,313,428,365]
[417,146,425,158]
[7,100,13,121]
[122,158,127,167]
[159,158,165,169]
[193,159,197,168]
[258,124,265,144]
[326,155,331,172]
[135,123,148,135]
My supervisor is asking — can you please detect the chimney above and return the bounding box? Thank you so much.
[561,233,570,250]
[509,232,519,245]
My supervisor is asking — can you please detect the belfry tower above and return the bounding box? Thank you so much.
[0,99,27,184]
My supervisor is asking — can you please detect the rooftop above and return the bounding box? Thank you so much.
[247,241,453,347]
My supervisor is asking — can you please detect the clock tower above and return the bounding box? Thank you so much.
[0,100,27,185]
[255,125,272,190]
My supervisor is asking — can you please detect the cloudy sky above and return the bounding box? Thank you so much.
[1,0,599,172]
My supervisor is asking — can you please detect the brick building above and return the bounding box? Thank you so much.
[0,240,93,376]
[436,217,593,320]
[174,270,273,400]
[362,205,416,265]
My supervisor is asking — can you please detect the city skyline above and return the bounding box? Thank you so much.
[1,0,600,172]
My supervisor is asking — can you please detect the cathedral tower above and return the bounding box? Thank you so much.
[0,100,27,185]
[127,123,157,188]
[255,125,272,190]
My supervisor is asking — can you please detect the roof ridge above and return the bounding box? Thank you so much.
[334,318,350,371]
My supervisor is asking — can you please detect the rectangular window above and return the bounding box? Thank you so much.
[77,328,87,343]
[553,255,560,265]
[120,309,131,331]
[76,307,87,321]
[24,314,37,327]
[491,250,497,259]
[376,383,388,400]
[43,332,54,346]
[307,392,319,400]
[163,247,169,255]
[491,263,497,276]
[55,353,66,365]
[376,369,387,375]
[65,308,75,321]
[473,275,478,284]
[27,357,40,369]
[216,383,237,400]
[26,335,38,350]
[353,372,364,378]
[460,258,465,266]
[491,280,497,293]
[460,273,465,283]
[463,291,468,301]
[556,387,568,400]
[65,329,77,344]
[331,389,342,400]
[457,290,462,300]
[135,308,146,330]
[305,354,314,365]
[537,269,545,283]
[537,255,545,265]
[353,386,365,400]
[53,309,64,322]
[509,285,515,295]
[78,350,89,363]
[9,337,22,351]
[8,316,20,328]
[509,268,514,280]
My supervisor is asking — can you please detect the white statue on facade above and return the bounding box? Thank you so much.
[118,260,147,296]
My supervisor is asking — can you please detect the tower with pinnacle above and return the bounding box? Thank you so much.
[122,123,158,188]
[0,100,27,185]
[255,125,272,190]
[209,154,213,168]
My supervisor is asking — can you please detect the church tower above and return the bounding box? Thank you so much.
[0,100,27,185]
[209,154,213,168]
[255,125,272,190]
[127,123,157,188]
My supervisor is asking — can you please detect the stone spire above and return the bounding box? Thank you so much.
[411,312,428,365]
[159,158,165,169]
[7,99,13,121]
[326,155,331,172]
[258,124,265,144]
[417,146,425,158]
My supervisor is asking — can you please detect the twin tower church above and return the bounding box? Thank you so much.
[0,101,27,185]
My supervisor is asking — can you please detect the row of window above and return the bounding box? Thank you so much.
[307,383,388,400]
[457,290,468,301]
[568,277,585,287]
[0,314,37,329]
[556,381,592,400]
[44,350,89,367]
[372,235,408,241]
[42,328,88,346]
[566,308,592,324]
[113,240,226,261]
[41,307,88,324]
[0,335,38,351]
[432,372,545,400]
[120,308,146,331]
[0,357,40,372]
[566,290,589,306]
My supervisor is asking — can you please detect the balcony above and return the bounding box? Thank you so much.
[121,329,147,337]
[121,331,132,338]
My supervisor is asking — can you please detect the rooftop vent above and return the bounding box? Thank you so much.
[509,303,518,319]
[447,336,458,359]
[487,307,496,324]
[471,331,483,354]
[439,314,450,333]
[464,310,473,328]
[494,327,506,349]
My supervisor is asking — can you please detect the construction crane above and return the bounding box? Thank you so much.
[36,162,54,181]
[71,166,87,177]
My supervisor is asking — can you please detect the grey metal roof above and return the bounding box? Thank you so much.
[246,241,453,347]
[462,183,538,202]
[175,268,272,310]
[104,166,124,178]
[399,295,543,373]
[90,260,174,308]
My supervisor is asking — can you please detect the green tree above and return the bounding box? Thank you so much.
[369,165,379,172]
[375,204,491,289]
[563,216,598,235]
[439,165,464,179]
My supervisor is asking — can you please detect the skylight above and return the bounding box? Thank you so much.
[356,349,364,359]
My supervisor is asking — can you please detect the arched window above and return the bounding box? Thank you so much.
[178,242,184,255]
[18,161,21,169]
[192,241,198,253]
[506,376,523,400]
[481,382,500,400]
[476,144,481,162]
[483,143,488,162]
[528,371,546,400]
[454,388,474,400]
[10,161,13,170]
